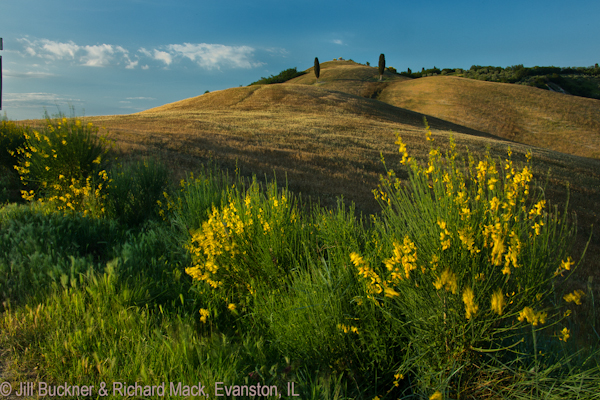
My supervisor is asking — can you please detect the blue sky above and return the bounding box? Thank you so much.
[2,0,599,120]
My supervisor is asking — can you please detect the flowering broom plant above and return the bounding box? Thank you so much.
[185,178,301,315]
[352,121,585,394]
[12,117,112,215]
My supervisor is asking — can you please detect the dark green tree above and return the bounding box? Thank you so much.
[314,57,320,83]
[378,53,385,81]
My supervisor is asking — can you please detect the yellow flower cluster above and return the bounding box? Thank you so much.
[482,223,521,275]
[437,220,451,251]
[559,327,570,342]
[563,290,585,305]
[199,308,210,323]
[19,169,110,216]
[383,235,418,281]
[430,391,443,400]
[394,133,411,165]
[518,306,547,326]
[554,257,575,277]
[490,289,506,315]
[337,323,359,334]
[351,252,383,297]
[185,184,295,300]
[433,269,458,294]
[185,202,243,289]
[462,287,478,320]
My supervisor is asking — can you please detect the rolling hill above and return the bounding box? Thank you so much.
[377,76,600,159]
[70,61,599,283]
[286,61,600,160]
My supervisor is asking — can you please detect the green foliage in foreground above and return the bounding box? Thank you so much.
[249,67,308,86]
[0,118,599,399]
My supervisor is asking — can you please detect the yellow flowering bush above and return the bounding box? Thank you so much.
[13,116,112,216]
[0,121,29,171]
[354,121,583,393]
[185,178,300,308]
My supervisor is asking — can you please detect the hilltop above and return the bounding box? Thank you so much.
[284,60,409,99]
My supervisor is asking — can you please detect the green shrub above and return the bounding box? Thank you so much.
[166,166,230,232]
[350,120,586,396]
[0,121,29,170]
[249,67,307,85]
[15,117,111,191]
[184,178,304,313]
[104,158,171,227]
[12,117,112,215]
[110,221,192,309]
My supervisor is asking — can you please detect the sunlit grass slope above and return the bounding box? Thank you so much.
[378,76,600,159]
[140,83,497,139]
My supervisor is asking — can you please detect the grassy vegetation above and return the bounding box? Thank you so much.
[1,111,599,399]
[398,64,600,100]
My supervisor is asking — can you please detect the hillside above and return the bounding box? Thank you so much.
[377,76,600,159]
[142,83,499,140]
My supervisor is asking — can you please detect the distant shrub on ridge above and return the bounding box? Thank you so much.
[248,67,307,86]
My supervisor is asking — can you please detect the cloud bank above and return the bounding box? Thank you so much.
[3,92,83,109]
[17,38,264,70]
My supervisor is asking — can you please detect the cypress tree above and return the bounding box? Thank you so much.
[314,57,320,83]
[378,54,385,81]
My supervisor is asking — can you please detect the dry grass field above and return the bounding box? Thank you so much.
[378,75,600,159]
[19,61,600,299]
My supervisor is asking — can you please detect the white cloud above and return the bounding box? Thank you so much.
[17,38,134,68]
[126,97,156,100]
[17,38,80,60]
[3,92,82,108]
[165,43,263,69]
[15,38,264,71]
[80,44,116,67]
[42,40,80,59]
[333,39,344,45]
[153,50,173,66]
[4,69,56,79]
[138,48,152,57]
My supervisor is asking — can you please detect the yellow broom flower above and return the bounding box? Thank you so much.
[559,327,570,342]
[462,287,478,319]
[199,308,210,323]
[433,269,458,294]
[430,391,443,400]
[563,290,585,305]
[490,289,506,315]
